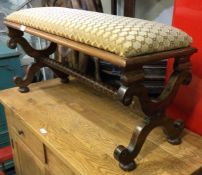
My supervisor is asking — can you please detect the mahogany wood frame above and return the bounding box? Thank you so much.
[4,20,197,171]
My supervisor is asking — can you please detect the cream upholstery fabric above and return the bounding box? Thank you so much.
[6,7,192,58]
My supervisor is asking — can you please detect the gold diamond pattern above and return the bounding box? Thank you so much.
[6,7,192,58]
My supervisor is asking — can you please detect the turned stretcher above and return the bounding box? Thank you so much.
[4,7,197,171]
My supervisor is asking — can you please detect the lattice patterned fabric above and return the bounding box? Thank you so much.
[6,7,192,58]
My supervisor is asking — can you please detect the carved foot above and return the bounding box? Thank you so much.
[14,76,30,93]
[18,87,30,93]
[117,85,133,106]
[167,137,181,145]
[114,145,136,171]
[119,161,136,172]
[163,119,184,145]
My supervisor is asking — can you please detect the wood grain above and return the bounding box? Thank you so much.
[6,107,45,163]
[0,79,201,175]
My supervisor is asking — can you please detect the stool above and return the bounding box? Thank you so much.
[4,7,197,171]
[0,146,13,173]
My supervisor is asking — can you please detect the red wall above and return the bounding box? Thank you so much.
[167,0,202,135]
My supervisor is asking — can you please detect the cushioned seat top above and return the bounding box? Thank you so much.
[6,7,192,58]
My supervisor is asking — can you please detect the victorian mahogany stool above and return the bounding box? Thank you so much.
[4,7,197,171]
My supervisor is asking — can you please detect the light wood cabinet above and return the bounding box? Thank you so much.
[0,79,202,175]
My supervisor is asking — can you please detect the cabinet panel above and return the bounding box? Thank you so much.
[11,128,45,175]
[46,147,75,175]
[7,108,45,163]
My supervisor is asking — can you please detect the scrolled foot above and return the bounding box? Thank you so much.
[117,86,133,106]
[167,137,181,145]
[114,145,136,171]
[114,145,129,162]
[119,161,136,172]
[18,87,30,93]
[164,119,184,145]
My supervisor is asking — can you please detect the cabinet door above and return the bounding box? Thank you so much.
[45,148,75,175]
[12,129,45,175]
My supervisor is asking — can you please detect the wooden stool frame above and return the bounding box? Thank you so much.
[4,20,197,171]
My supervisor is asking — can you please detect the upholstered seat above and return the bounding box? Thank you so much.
[6,7,192,58]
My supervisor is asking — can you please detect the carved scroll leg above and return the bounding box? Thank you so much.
[163,118,184,145]
[14,61,44,93]
[114,121,148,171]
[114,115,179,171]
[114,116,166,171]
[7,27,58,92]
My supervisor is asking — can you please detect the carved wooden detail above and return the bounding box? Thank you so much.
[114,55,193,170]
[8,27,57,58]
[14,61,45,93]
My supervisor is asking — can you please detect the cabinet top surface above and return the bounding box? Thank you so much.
[0,79,202,175]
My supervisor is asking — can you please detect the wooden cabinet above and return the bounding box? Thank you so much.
[0,79,202,175]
